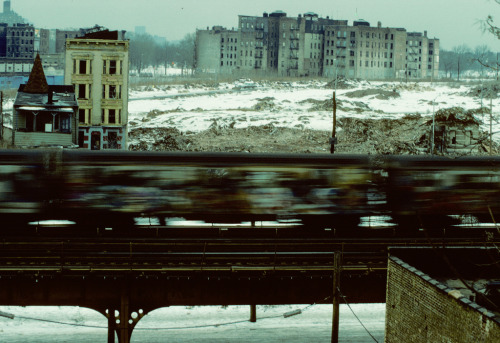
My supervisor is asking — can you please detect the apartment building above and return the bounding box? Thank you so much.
[323,20,407,80]
[195,26,238,74]
[195,11,440,80]
[64,29,129,150]
[406,31,439,80]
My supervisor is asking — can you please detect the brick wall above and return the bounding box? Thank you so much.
[385,256,500,343]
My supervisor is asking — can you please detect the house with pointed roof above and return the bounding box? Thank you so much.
[12,53,78,147]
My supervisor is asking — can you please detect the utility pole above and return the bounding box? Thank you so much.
[331,252,341,343]
[330,60,338,154]
[490,97,493,155]
[431,97,437,155]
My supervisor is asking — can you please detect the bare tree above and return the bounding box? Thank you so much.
[473,45,492,76]
[479,0,500,77]
[452,44,472,81]
[439,49,456,78]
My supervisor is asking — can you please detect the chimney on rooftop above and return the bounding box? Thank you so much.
[424,30,427,37]
[377,21,381,28]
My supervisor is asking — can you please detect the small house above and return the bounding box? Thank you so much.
[428,107,481,154]
[12,54,78,148]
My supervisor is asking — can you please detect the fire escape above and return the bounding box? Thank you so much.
[288,30,299,73]
[254,26,264,69]
[406,41,421,79]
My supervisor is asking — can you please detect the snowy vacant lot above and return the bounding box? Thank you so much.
[127,79,500,154]
[128,79,499,133]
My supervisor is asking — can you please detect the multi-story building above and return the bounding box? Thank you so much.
[64,29,129,150]
[195,11,440,80]
[195,26,238,74]
[5,23,34,58]
[323,20,408,80]
[406,31,439,80]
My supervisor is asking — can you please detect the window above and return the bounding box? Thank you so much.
[79,60,87,74]
[78,109,91,124]
[109,109,116,124]
[78,84,87,99]
[79,109,86,124]
[109,60,117,74]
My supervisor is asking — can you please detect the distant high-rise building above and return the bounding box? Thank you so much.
[64,28,129,150]
[0,0,27,26]
[195,11,440,80]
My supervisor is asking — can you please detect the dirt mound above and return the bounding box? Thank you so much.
[344,88,400,100]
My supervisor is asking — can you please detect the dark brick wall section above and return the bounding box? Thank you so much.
[385,257,500,343]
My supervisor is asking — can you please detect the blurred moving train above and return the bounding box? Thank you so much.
[1,149,500,231]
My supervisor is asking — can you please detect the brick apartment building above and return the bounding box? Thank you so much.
[195,11,439,80]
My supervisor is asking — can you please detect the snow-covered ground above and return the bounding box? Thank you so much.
[128,79,500,146]
[0,304,385,342]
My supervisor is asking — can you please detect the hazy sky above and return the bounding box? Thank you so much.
[10,0,500,50]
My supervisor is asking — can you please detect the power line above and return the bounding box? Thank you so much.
[337,288,380,343]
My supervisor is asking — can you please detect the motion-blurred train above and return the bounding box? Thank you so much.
[1,149,500,231]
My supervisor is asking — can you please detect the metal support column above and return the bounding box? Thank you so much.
[118,288,131,343]
[107,309,116,343]
[331,252,341,343]
[250,304,257,322]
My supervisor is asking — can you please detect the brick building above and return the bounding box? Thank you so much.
[64,28,129,150]
[195,11,440,80]
[386,247,500,343]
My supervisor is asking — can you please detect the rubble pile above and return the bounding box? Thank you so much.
[324,77,363,90]
[128,128,191,151]
[344,88,400,100]
[390,83,435,92]
[427,107,482,127]
[467,83,500,99]
[252,97,280,111]
[299,98,372,113]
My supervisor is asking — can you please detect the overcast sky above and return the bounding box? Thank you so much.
[10,0,500,50]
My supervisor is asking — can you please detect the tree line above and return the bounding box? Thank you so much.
[127,32,195,75]
[439,45,498,80]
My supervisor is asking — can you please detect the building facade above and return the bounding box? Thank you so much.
[195,26,239,74]
[64,29,129,150]
[195,11,440,80]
